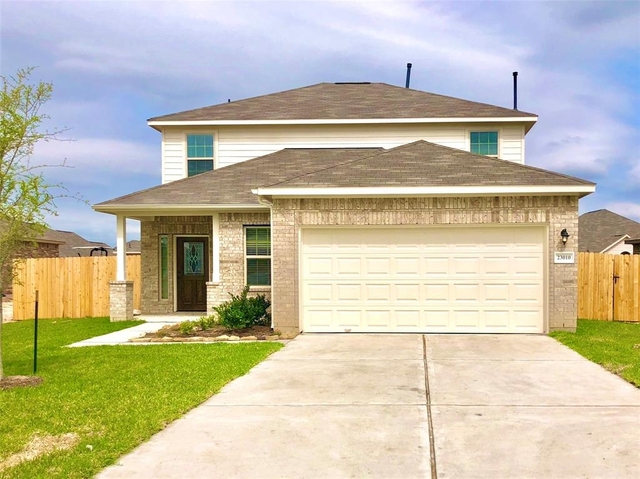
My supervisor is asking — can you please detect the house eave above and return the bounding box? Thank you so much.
[148,117,538,128]
[92,203,269,217]
[252,185,596,198]
[600,234,632,253]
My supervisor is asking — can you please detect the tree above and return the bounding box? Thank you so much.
[0,68,66,379]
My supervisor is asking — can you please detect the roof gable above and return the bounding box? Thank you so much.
[578,209,640,252]
[148,82,537,123]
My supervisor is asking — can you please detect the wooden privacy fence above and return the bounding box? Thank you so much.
[12,256,141,320]
[578,252,640,322]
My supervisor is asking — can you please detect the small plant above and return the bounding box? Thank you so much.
[197,314,217,331]
[214,286,271,330]
[178,320,196,335]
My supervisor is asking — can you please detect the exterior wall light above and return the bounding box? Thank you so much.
[560,229,570,244]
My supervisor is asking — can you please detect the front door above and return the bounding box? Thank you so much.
[176,237,209,311]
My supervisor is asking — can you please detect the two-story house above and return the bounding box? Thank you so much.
[94,82,595,334]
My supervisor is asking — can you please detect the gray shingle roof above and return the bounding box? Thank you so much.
[149,83,537,122]
[96,141,592,209]
[42,230,113,257]
[263,141,593,189]
[97,148,383,207]
[578,209,640,252]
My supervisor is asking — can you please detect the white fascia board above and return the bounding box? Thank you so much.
[92,204,268,216]
[252,185,596,197]
[148,117,538,127]
[600,234,631,253]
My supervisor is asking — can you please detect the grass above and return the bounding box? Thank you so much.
[550,319,640,387]
[0,317,282,478]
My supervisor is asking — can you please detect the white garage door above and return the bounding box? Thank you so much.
[301,226,545,333]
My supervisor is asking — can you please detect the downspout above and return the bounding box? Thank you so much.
[257,196,274,329]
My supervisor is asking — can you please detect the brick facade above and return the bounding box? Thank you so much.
[141,216,212,314]
[140,213,271,315]
[271,196,580,334]
[137,197,579,333]
[206,212,272,311]
[109,281,134,321]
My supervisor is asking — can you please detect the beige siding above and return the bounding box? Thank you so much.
[603,239,633,255]
[160,122,528,182]
[162,129,186,183]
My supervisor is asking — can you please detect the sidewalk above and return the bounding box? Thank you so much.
[68,315,200,347]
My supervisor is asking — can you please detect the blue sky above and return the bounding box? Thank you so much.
[1,0,639,245]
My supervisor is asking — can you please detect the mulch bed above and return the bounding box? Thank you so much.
[143,324,274,340]
[0,375,43,391]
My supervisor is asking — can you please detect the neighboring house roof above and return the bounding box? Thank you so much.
[41,230,113,257]
[114,240,141,255]
[148,82,537,124]
[579,209,640,253]
[95,140,594,213]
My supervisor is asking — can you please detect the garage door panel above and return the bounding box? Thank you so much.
[484,283,510,302]
[453,284,481,302]
[513,256,543,275]
[425,310,450,327]
[306,284,333,302]
[365,284,391,302]
[453,310,481,327]
[365,310,392,327]
[452,257,481,276]
[395,257,421,276]
[395,284,421,302]
[396,310,422,327]
[425,257,449,276]
[335,310,361,327]
[425,283,449,302]
[365,257,391,275]
[335,284,361,302]
[306,257,333,276]
[513,283,542,302]
[302,227,544,333]
[484,310,510,328]
[336,257,361,276]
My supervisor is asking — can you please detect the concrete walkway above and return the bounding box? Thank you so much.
[68,315,196,347]
[97,334,640,479]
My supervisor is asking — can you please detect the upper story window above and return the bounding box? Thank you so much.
[470,131,498,156]
[187,134,214,176]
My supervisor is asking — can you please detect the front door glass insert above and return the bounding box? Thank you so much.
[184,242,204,275]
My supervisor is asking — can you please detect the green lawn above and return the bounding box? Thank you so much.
[550,319,640,387]
[0,318,282,478]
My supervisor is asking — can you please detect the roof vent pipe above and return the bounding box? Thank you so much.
[405,63,412,88]
[513,71,518,110]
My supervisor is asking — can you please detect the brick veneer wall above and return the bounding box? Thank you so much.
[207,212,271,312]
[140,213,271,315]
[271,196,580,334]
[140,216,212,314]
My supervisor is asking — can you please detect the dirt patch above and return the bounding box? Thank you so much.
[0,375,43,391]
[0,432,80,472]
[143,324,274,340]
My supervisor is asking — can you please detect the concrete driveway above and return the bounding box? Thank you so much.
[98,334,640,479]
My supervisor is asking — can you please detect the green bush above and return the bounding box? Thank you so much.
[214,286,271,330]
[198,314,217,330]
[178,320,196,335]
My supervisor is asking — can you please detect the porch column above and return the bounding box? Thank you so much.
[207,213,222,312]
[116,214,127,280]
[110,214,133,321]
[212,212,220,282]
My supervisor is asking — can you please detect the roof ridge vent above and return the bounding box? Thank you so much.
[334,82,372,85]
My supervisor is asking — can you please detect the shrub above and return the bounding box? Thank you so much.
[214,286,271,330]
[197,314,217,330]
[178,320,196,335]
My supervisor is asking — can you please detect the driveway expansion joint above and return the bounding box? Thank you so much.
[423,334,438,479]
